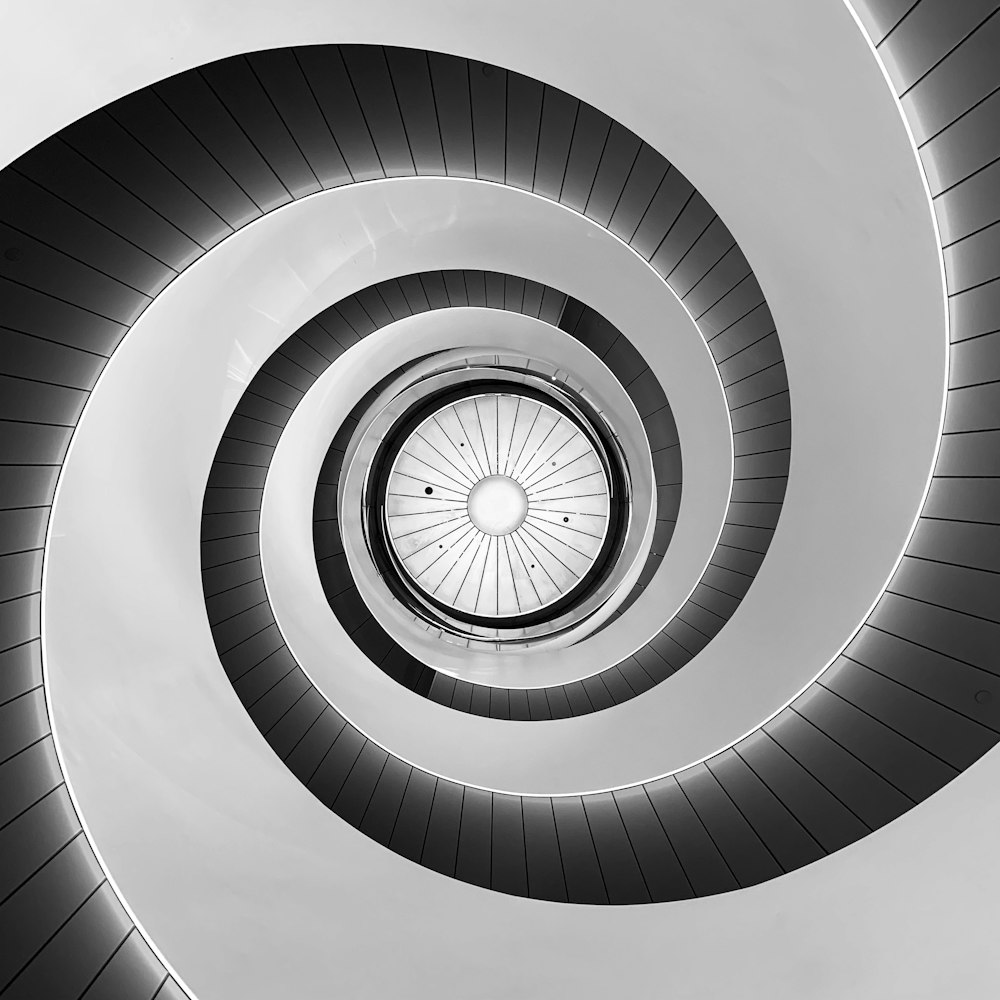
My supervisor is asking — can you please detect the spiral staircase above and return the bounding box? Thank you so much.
[1,1,999,997]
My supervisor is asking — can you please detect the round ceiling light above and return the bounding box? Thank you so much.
[467,475,528,535]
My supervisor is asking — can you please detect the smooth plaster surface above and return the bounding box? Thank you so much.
[13,0,972,997]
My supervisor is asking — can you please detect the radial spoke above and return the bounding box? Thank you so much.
[508,532,542,607]
[525,513,604,541]
[400,450,473,493]
[512,528,561,593]
[474,534,492,615]
[431,414,482,482]
[414,523,478,580]
[520,522,580,579]
[393,514,467,541]
[529,490,607,503]
[523,449,592,492]
[387,503,468,517]
[501,535,521,614]
[530,469,605,497]
[508,401,542,480]
[414,430,478,488]
[512,411,560,481]
[521,427,580,487]
[387,494,467,506]
[403,517,474,558]
[432,535,478,596]
[473,397,493,476]
[442,530,486,600]
[502,395,522,476]
[459,406,491,480]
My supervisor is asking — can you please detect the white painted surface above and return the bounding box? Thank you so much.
[17,0,969,996]
[47,182,733,794]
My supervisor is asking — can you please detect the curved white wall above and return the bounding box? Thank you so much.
[10,0,983,998]
[48,175,939,793]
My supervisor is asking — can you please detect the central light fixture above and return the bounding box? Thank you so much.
[466,475,528,535]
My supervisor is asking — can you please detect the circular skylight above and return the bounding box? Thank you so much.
[384,392,611,619]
